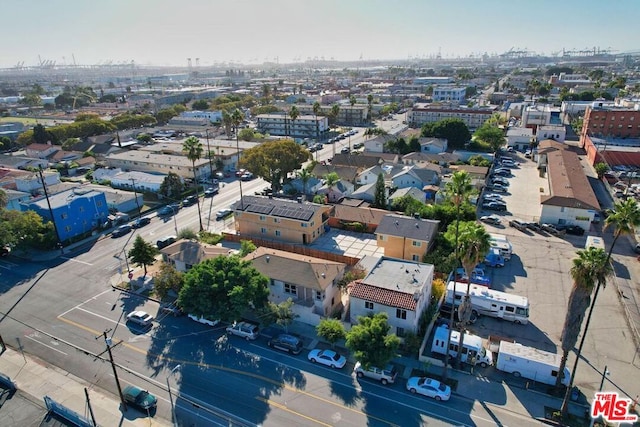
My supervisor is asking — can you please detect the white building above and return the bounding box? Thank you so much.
[109,170,166,194]
[506,127,533,151]
[256,114,329,139]
[105,150,210,180]
[180,110,223,122]
[536,125,566,143]
[432,86,467,104]
[349,256,433,338]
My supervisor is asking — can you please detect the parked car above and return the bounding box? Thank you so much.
[541,223,565,236]
[484,248,505,267]
[188,314,220,327]
[406,377,451,401]
[215,171,225,179]
[491,170,511,178]
[204,187,218,197]
[455,267,491,286]
[526,222,543,233]
[226,321,259,340]
[480,215,501,225]
[131,217,151,229]
[307,349,347,369]
[235,168,247,177]
[525,150,532,158]
[126,311,154,327]
[111,224,132,238]
[216,209,233,220]
[123,385,158,411]
[493,167,512,175]
[241,172,254,181]
[509,219,528,231]
[157,206,173,216]
[0,372,17,393]
[268,334,303,354]
[169,203,181,212]
[491,177,510,186]
[556,224,585,236]
[500,159,516,168]
[340,147,350,154]
[159,302,183,316]
[353,142,364,149]
[156,235,177,249]
[482,202,506,212]
[483,194,504,202]
[490,183,508,193]
[354,362,398,385]
[0,246,10,257]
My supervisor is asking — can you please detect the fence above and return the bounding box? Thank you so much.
[222,233,361,266]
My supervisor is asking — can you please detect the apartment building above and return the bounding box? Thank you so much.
[432,86,467,103]
[408,104,495,130]
[375,214,439,261]
[105,150,211,180]
[256,114,329,139]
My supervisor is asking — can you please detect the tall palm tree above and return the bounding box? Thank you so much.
[182,136,204,231]
[556,248,610,389]
[313,101,321,142]
[330,104,340,157]
[441,171,474,380]
[367,94,373,122]
[289,105,299,140]
[560,198,640,415]
[455,223,491,366]
[221,110,233,139]
[231,109,244,209]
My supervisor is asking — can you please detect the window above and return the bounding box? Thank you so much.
[284,284,297,295]
[61,213,68,219]
[412,254,420,262]
[96,200,103,207]
[412,241,421,247]
[396,327,406,338]
[551,370,559,378]
[65,226,72,232]
[378,235,386,241]
[259,215,266,221]
[315,290,323,300]
[301,223,308,227]
[365,301,374,310]
[78,206,84,212]
[505,306,515,313]
[396,309,407,319]
[260,227,267,234]
[275,230,281,237]
[274,218,280,223]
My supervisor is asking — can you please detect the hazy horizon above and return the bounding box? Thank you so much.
[4,0,638,68]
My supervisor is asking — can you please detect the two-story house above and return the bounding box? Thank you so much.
[375,214,439,261]
[25,143,61,159]
[159,239,236,272]
[391,166,439,189]
[245,247,346,325]
[232,195,332,245]
[349,256,434,338]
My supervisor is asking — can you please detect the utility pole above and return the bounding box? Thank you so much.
[130,177,142,218]
[99,330,127,411]
[205,129,215,180]
[84,388,98,427]
[38,167,63,253]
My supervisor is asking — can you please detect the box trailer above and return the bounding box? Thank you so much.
[431,325,493,367]
[496,341,570,386]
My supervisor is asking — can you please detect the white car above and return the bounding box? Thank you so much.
[126,311,154,327]
[406,377,451,401]
[307,349,347,369]
[480,215,501,225]
[226,321,259,340]
[188,314,220,327]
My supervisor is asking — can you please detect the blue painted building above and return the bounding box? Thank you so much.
[24,188,109,242]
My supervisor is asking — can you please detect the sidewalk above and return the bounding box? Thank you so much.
[0,347,171,427]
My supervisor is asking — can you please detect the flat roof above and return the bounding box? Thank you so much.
[362,257,433,294]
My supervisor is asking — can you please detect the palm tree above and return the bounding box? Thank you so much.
[298,168,312,200]
[313,101,321,142]
[441,171,474,380]
[182,136,204,231]
[556,248,610,390]
[289,105,299,140]
[231,109,244,209]
[367,94,373,122]
[455,223,491,366]
[221,110,233,138]
[330,104,340,128]
[560,198,640,415]
[261,84,271,103]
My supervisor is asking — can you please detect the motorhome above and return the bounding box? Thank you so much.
[431,325,493,367]
[446,282,529,324]
[496,341,570,386]
[585,235,605,251]
[489,233,512,260]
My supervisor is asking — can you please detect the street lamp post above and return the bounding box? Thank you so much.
[129,178,142,218]
[589,365,610,427]
[166,364,182,427]
[169,205,179,235]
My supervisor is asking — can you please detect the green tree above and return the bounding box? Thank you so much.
[373,173,387,209]
[221,110,233,138]
[421,118,471,149]
[324,172,340,191]
[178,256,270,322]
[137,133,152,143]
[240,139,310,193]
[454,222,491,366]
[346,313,400,369]
[20,93,42,107]
[330,104,340,127]
[298,167,312,198]
[177,228,198,240]
[182,136,204,231]
[239,239,257,257]
[238,128,255,141]
[32,124,50,144]
[159,172,184,199]
[561,198,640,415]
[367,94,374,121]
[316,318,346,348]
[594,162,608,179]
[0,209,56,249]
[473,123,505,153]
[192,99,209,110]
[263,298,298,332]
[153,262,184,300]
[0,188,7,209]
[127,235,159,277]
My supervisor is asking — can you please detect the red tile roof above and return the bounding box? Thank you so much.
[350,281,417,311]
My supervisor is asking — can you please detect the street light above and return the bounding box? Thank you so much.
[170,205,179,235]
[166,364,182,427]
[589,365,610,427]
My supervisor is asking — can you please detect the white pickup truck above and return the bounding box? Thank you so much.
[188,314,220,327]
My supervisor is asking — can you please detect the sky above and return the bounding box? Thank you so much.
[3,0,639,68]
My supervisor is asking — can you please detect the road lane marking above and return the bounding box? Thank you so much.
[255,396,332,427]
[25,334,68,355]
[58,289,113,318]
[60,257,93,266]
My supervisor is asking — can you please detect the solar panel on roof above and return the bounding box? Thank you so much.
[246,204,272,214]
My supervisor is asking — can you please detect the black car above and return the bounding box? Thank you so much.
[111,224,132,238]
[156,235,177,249]
[123,385,157,411]
[340,147,350,154]
[482,202,507,211]
[509,219,528,231]
[526,222,543,232]
[557,225,585,236]
[204,187,218,197]
[131,217,151,229]
[182,195,198,206]
[541,223,566,236]
[268,334,303,355]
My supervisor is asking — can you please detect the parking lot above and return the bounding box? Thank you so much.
[474,152,639,401]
